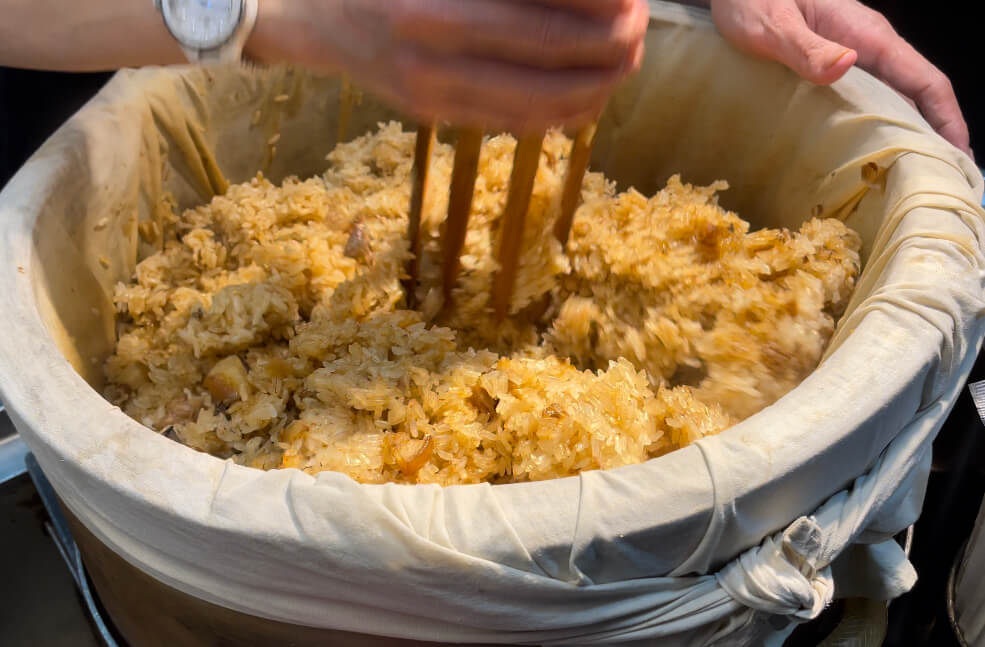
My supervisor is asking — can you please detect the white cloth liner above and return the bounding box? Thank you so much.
[1,2,983,644]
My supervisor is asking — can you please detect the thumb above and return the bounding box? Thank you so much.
[711,0,857,85]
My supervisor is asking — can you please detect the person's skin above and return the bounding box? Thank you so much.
[0,0,971,154]
[706,0,972,156]
[0,0,648,134]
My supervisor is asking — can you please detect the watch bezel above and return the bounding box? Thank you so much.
[159,0,246,52]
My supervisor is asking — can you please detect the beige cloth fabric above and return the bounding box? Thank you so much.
[1,2,983,644]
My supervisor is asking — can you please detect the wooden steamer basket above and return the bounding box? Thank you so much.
[1,2,982,645]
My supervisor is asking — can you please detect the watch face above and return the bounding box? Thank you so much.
[161,0,244,50]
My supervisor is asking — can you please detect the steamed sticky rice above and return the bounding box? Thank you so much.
[103,122,861,485]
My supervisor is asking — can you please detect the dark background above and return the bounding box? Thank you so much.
[1,3,982,646]
[867,0,982,156]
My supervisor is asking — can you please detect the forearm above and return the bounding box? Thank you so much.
[0,0,184,71]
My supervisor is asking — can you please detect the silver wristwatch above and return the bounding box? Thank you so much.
[154,0,259,64]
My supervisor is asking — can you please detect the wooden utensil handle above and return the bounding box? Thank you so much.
[554,122,598,247]
[491,131,545,321]
[402,123,435,308]
[441,127,484,301]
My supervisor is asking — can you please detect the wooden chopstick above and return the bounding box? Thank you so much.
[441,128,484,301]
[491,131,545,321]
[554,122,598,247]
[403,123,435,308]
[410,118,595,317]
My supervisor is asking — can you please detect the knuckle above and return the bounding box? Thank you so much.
[861,7,895,35]
[934,70,954,94]
[873,13,894,34]
[760,4,807,49]
[921,69,953,103]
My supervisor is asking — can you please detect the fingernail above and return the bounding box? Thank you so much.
[825,48,855,71]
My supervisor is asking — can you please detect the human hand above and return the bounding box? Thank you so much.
[247,0,649,133]
[708,0,971,156]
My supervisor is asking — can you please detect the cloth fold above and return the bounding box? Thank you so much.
[1,2,983,644]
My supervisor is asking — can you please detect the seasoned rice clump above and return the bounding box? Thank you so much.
[104,122,862,485]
